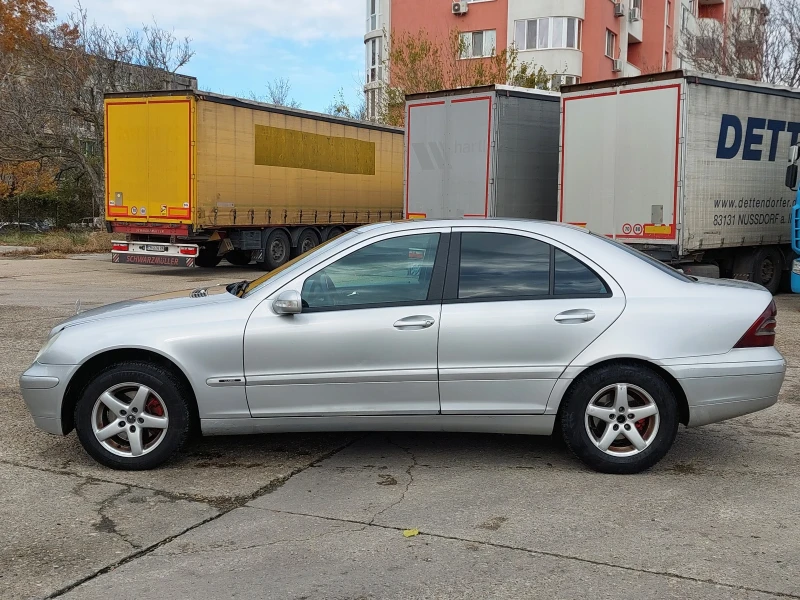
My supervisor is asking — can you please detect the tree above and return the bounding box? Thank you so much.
[0,5,194,216]
[678,0,800,86]
[249,76,301,108]
[325,88,367,121]
[382,28,555,126]
[0,0,54,52]
[0,160,57,198]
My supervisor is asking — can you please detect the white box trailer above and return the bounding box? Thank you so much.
[559,70,800,293]
[405,85,560,220]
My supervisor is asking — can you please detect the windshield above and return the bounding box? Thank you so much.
[242,230,359,296]
[588,232,694,282]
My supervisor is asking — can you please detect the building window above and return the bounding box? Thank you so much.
[460,30,497,58]
[695,36,715,59]
[551,74,579,88]
[366,38,383,83]
[681,5,690,32]
[513,17,581,51]
[367,0,378,32]
[605,30,616,58]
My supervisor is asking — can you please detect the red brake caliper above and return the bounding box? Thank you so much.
[145,397,164,417]
[634,418,647,434]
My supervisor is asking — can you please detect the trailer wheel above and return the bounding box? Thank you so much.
[224,250,252,266]
[324,226,345,241]
[752,247,782,294]
[258,230,291,271]
[293,228,320,257]
[195,244,222,268]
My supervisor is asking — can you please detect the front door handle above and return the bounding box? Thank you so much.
[554,309,596,323]
[393,315,435,330]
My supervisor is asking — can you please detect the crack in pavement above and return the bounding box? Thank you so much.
[367,437,418,527]
[72,480,139,550]
[45,435,364,599]
[247,507,800,599]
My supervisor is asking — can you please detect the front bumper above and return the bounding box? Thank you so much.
[19,362,78,435]
[659,349,786,427]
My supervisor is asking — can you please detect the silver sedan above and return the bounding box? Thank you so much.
[19,220,786,473]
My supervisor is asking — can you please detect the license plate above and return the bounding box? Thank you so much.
[144,245,167,252]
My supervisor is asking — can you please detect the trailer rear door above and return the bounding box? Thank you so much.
[105,96,194,224]
[560,80,683,245]
[406,92,494,219]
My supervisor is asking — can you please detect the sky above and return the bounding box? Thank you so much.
[48,0,366,113]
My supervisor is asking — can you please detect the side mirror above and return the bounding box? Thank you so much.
[790,144,800,164]
[787,164,799,191]
[272,290,302,315]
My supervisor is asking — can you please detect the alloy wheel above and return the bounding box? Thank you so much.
[91,382,169,458]
[584,383,660,457]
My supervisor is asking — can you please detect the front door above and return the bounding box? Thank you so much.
[438,229,626,414]
[244,230,448,417]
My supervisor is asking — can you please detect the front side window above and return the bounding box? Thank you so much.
[302,233,440,310]
[458,233,550,299]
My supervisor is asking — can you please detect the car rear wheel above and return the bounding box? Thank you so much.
[560,363,679,474]
[74,362,193,470]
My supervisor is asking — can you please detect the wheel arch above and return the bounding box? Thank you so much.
[60,348,200,434]
[552,358,690,426]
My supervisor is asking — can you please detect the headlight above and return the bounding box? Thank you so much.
[35,329,63,362]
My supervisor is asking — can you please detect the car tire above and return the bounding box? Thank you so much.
[74,361,193,470]
[224,249,252,266]
[752,247,783,294]
[560,363,679,474]
[258,229,291,271]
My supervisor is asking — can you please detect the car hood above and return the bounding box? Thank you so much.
[53,285,235,334]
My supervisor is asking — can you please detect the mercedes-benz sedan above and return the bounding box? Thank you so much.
[20,220,785,473]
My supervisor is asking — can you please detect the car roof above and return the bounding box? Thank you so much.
[355,218,582,235]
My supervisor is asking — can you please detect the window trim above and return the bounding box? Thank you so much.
[442,231,613,304]
[297,232,451,314]
[605,29,617,58]
[513,17,581,51]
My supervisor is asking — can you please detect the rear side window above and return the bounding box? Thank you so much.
[554,248,608,295]
[458,233,550,299]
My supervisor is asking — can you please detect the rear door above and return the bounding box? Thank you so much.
[437,227,626,414]
[406,92,494,219]
[105,96,194,224]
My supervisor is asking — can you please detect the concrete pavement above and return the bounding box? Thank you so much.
[2,253,800,599]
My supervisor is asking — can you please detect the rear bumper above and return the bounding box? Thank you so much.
[19,362,78,436]
[112,240,199,267]
[659,349,786,427]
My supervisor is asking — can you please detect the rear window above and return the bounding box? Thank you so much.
[589,232,693,282]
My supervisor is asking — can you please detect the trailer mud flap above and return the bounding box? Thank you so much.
[112,252,195,267]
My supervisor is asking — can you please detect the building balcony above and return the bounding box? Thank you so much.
[698,0,724,5]
[507,0,584,20]
[624,62,642,77]
[628,12,643,43]
[516,48,583,79]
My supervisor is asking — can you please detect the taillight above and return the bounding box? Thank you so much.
[112,243,128,252]
[734,300,777,348]
[179,247,198,256]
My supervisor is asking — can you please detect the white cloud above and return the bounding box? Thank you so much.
[49,0,364,43]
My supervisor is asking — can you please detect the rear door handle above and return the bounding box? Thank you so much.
[554,309,596,323]
[394,315,435,329]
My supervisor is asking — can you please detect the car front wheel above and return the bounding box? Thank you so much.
[74,362,193,470]
[560,363,679,474]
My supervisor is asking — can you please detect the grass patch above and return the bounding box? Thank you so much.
[0,230,113,255]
